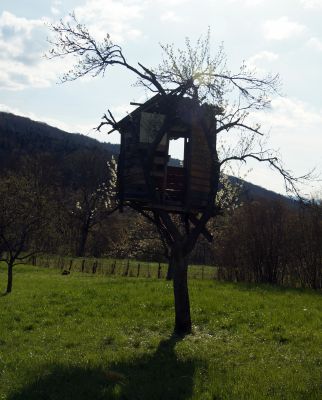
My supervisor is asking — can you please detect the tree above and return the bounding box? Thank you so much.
[62,149,117,257]
[0,169,48,293]
[48,17,308,334]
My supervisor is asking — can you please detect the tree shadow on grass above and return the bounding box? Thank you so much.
[8,336,197,400]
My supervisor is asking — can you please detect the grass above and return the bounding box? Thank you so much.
[0,264,321,399]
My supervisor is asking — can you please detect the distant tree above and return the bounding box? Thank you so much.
[0,171,48,293]
[62,149,117,257]
[287,200,322,289]
[217,199,288,284]
[49,17,309,334]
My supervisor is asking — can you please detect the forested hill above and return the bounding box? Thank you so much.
[0,112,118,170]
[0,111,290,203]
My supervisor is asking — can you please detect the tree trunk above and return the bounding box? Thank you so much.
[6,262,13,294]
[171,249,191,335]
[166,257,174,280]
[77,224,89,257]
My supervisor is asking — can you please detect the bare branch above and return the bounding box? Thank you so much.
[220,152,313,198]
[47,13,166,94]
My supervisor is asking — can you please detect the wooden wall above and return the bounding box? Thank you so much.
[187,121,212,209]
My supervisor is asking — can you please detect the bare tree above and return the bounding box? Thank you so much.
[62,149,117,257]
[0,171,48,293]
[48,17,308,334]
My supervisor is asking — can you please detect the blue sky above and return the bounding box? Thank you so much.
[0,0,321,196]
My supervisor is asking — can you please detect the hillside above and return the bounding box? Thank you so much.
[0,111,290,203]
[0,112,117,169]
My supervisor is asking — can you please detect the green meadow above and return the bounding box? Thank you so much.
[0,264,321,400]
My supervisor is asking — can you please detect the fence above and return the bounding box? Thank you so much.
[27,255,218,280]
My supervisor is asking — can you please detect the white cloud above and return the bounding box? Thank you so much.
[229,97,322,195]
[0,11,65,91]
[228,0,266,6]
[257,97,322,137]
[74,0,144,42]
[300,0,322,8]
[160,11,183,22]
[247,51,279,72]
[258,97,322,171]
[51,7,60,15]
[262,17,306,40]
[307,36,322,51]
[51,0,62,15]
[153,0,190,5]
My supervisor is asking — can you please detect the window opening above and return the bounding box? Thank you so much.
[168,137,185,167]
[166,137,186,203]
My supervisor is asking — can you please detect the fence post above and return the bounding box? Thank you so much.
[59,257,64,271]
[158,263,161,279]
[137,263,140,277]
[81,259,85,273]
[111,260,116,275]
[124,259,130,276]
[69,259,73,272]
[201,265,204,280]
[92,260,97,274]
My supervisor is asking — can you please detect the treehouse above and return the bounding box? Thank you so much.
[116,93,219,213]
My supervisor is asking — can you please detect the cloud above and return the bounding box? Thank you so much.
[160,11,183,23]
[51,0,62,15]
[262,17,306,40]
[247,51,279,72]
[0,11,45,63]
[307,36,322,51]
[257,97,322,169]
[73,0,144,42]
[227,0,266,6]
[228,97,322,195]
[0,11,65,91]
[265,97,322,130]
[300,0,322,8]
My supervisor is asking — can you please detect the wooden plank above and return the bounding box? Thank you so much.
[190,155,211,164]
[153,156,168,165]
[190,170,211,179]
[123,169,144,177]
[190,171,210,179]
[123,174,145,184]
[190,186,210,193]
[190,162,211,171]
[151,171,165,178]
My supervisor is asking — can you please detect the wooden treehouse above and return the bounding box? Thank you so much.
[116,93,218,214]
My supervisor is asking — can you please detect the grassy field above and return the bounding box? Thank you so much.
[0,264,321,400]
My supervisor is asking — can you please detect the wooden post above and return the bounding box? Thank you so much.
[137,263,140,277]
[69,259,73,272]
[158,263,162,279]
[59,257,64,271]
[92,260,97,274]
[124,260,130,276]
[111,260,116,275]
[201,265,204,280]
[81,259,85,273]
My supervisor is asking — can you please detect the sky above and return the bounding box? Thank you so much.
[0,0,321,196]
